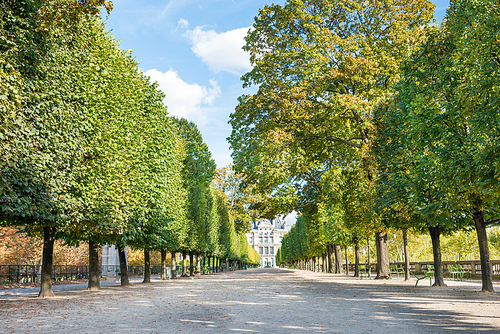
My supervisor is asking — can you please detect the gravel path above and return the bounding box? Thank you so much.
[1,268,500,333]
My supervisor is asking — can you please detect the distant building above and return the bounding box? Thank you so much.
[101,245,128,277]
[246,216,287,267]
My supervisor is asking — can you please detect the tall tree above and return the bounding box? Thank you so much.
[229,0,435,278]
[375,0,500,291]
[172,117,216,272]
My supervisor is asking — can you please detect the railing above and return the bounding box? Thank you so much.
[0,264,169,285]
[0,265,90,285]
[345,260,500,277]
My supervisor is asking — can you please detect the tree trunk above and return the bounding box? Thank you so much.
[327,244,334,273]
[375,232,390,279]
[189,252,194,276]
[181,251,188,276]
[428,226,445,286]
[312,256,316,272]
[161,249,167,280]
[171,251,177,279]
[38,226,56,298]
[195,254,201,275]
[473,196,494,292]
[117,244,130,286]
[344,246,349,275]
[334,244,342,274]
[403,230,410,281]
[322,252,326,272]
[88,239,101,290]
[143,249,151,283]
[354,244,360,277]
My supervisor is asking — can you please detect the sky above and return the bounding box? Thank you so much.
[103,0,451,227]
[103,0,451,169]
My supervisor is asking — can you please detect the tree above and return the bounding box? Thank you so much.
[213,165,254,235]
[0,0,108,297]
[229,0,435,278]
[172,117,216,274]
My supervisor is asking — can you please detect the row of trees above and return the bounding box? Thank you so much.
[230,0,499,291]
[0,0,258,297]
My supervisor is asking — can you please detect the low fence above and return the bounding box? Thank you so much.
[0,264,168,285]
[346,260,500,278]
[282,260,500,278]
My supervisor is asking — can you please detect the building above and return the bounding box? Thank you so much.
[246,217,287,267]
[101,245,128,277]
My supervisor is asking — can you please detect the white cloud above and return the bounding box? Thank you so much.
[177,18,189,30]
[145,68,221,122]
[183,26,252,74]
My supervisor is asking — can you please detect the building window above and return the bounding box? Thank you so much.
[270,246,274,255]
[249,236,253,243]
[259,247,263,255]
[265,247,268,255]
[259,236,262,243]
[264,236,268,243]
[269,236,273,244]
[279,236,283,243]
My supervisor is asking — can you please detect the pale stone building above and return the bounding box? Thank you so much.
[246,217,287,267]
[101,245,128,277]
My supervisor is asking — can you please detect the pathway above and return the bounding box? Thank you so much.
[1,268,500,333]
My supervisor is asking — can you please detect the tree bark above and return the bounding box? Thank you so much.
[354,244,360,277]
[38,226,57,298]
[375,232,390,279]
[322,252,326,272]
[403,230,410,281]
[171,251,177,279]
[143,249,151,283]
[161,249,167,280]
[344,246,349,275]
[189,252,194,276]
[334,244,342,274]
[428,226,446,286]
[473,196,494,292]
[88,239,101,290]
[117,244,130,286]
[327,244,334,273]
[312,256,316,272]
[181,251,188,276]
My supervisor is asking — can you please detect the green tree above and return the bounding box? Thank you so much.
[374,0,500,290]
[172,117,216,275]
[0,0,110,297]
[229,0,435,278]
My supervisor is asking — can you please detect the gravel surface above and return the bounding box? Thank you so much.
[1,268,500,333]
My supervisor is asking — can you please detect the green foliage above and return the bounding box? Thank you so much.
[0,0,256,271]
[229,0,435,264]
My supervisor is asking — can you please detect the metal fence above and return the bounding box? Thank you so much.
[0,265,90,284]
[0,264,169,285]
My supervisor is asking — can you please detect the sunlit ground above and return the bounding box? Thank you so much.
[1,268,500,333]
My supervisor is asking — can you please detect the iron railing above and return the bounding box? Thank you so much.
[0,264,169,285]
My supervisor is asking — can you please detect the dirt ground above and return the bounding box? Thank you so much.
[1,268,500,333]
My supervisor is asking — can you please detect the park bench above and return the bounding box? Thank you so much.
[359,264,371,279]
[409,268,433,287]
[389,264,404,280]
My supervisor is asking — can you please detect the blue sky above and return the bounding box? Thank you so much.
[103,0,451,170]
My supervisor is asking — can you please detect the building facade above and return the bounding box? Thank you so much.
[246,217,287,267]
